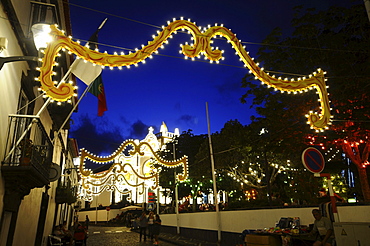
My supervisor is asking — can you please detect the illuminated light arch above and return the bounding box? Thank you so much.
[78,139,188,200]
[39,19,331,130]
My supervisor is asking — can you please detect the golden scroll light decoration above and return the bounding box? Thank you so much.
[38,18,332,131]
[78,139,188,200]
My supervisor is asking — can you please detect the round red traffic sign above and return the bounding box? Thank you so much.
[301,147,325,173]
[106,206,110,211]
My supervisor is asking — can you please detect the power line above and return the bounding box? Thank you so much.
[2,2,369,78]
[66,1,368,54]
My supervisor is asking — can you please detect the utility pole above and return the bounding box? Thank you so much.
[174,141,180,235]
[364,0,370,22]
[206,102,221,243]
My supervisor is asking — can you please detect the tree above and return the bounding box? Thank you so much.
[157,129,207,207]
[241,4,370,201]
[193,120,317,204]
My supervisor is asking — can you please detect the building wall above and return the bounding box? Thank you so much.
[0,1,34,240]
[13,188,43,245]
[0,1,75,245]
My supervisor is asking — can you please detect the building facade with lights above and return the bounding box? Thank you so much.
[0,1,79,245]
[76,123,185,212]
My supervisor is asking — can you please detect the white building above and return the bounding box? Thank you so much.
[0,1,78,245]
[77,123,186,211]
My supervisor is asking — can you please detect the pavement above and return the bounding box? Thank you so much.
[85,225,219,246]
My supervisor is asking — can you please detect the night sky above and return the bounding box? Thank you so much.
[68,0,356,156]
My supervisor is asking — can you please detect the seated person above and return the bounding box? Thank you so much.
[309,209,334,246]
[53,225,70,246]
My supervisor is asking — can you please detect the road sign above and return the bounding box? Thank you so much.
[302,147,325,173]
[106,206,110,211]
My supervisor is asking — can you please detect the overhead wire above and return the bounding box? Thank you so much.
[65,1,370,78]
[1,2,368,79]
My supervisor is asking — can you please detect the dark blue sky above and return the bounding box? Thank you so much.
[68,0,356,154]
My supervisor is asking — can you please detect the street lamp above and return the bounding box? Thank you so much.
[31,23,52,50]
[0,23,52,70]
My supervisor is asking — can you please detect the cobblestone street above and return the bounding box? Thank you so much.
[85,226,176,246]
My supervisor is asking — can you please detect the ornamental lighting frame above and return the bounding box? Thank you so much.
[78,138,188,201]
[38,19,331,130]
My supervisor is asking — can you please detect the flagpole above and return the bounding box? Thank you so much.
[54,18,108,137]
[98,18,108,30]
[54,17,108,87]
[55,81,95,138]
[206,102,221,243]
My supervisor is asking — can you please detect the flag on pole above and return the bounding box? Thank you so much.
[89,75,107,116]
[70,21,104,85]
[70,59,101,85]
[71,18,108,116]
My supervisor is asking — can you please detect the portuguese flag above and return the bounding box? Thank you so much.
[89,75,107,116]
[86,20,108,116]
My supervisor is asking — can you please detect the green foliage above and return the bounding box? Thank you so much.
[241,3,370,201]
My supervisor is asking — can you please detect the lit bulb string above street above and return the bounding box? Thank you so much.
[38,19,332,130]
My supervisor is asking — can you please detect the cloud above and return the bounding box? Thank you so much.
[127,120,150,140]
[69,114,124,156]
[70,115,155,170]
[177,114,198,127]
[213,71,245,105]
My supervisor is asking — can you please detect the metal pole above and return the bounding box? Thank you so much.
[95,195,98,224]
[364,0,370,22]
[0,56,38,70]
[206,102,221,243]
[314,173,339,222]
[327,177,340,222]
[156,187,160,215]
[174,142,180,234]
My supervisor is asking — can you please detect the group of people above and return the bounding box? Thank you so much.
[53,215,90,246]
[138,211,162,245]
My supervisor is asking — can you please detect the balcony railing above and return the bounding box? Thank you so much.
[2,115,53,180]
[56,183,77,204]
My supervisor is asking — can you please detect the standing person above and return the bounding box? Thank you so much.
[309,209,334,246]
[74,222,87,246]
[148,211,155,242]
[153,214,162,245]
[139,211,148,242]
[85,215,90,230]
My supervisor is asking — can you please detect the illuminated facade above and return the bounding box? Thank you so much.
[77,122,187,209]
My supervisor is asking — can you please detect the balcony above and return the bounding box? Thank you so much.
[55,184,77,204]
[1,115,53,209]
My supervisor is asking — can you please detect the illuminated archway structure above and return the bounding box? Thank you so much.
[39,19,331,131]
[78,125,187,201]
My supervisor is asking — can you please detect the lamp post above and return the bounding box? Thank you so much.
[173,140,180,234]
[0,23,51,70]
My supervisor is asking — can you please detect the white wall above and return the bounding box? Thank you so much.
[77,208,121,223]
[161,207,313,233]
[0,3,36,245]
[12,188,43,246]
[76,205,370,233]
